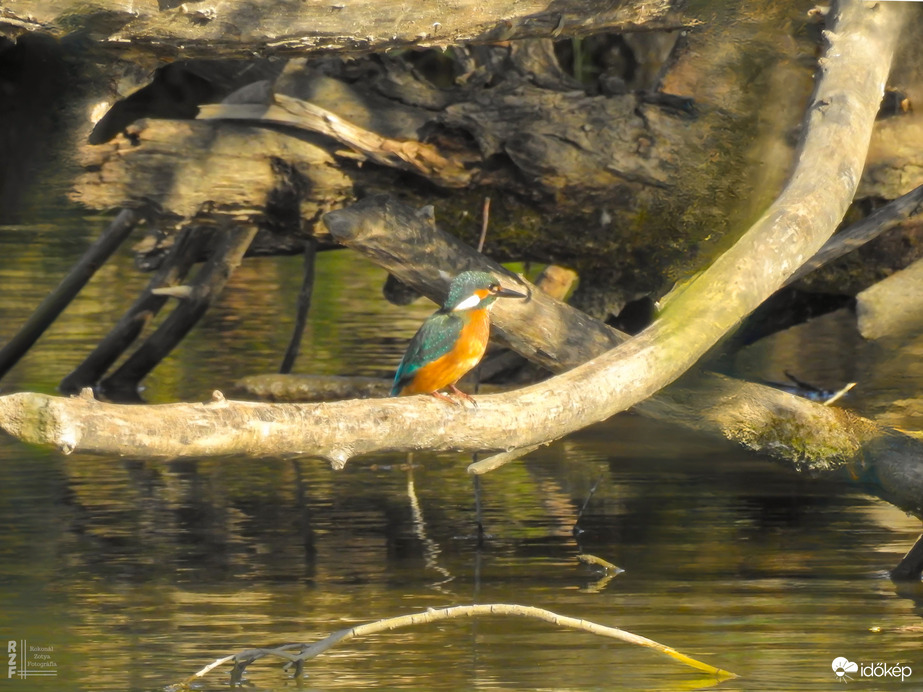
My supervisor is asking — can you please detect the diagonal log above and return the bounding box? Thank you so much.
[323,200,625,373]
[0,208,140,381]
[197,96,477,188]
[59,225,214,395]
[784,182,923,288]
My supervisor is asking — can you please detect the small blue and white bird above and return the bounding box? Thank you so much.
[391,271,525,404]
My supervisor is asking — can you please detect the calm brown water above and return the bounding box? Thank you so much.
[0,209,922,691]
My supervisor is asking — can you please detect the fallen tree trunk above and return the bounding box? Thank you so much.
[0,0,684,61]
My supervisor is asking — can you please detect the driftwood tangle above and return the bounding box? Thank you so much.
[51,2,787,316]
[0,1,920,524]
[3,189,923,514]
[57,0,923,315]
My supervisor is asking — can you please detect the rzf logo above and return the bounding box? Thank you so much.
[7,640,16,678]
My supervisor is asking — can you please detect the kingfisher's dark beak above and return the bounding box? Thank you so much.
[493,286,527,299]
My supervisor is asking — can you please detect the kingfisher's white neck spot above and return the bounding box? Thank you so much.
[453,293,483,311]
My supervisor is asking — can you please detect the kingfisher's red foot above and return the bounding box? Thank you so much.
[429,391,460,405]
[449,384,478,408]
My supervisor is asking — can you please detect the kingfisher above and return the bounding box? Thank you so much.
[391,270,526,404]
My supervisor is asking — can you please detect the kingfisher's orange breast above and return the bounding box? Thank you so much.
[399,309,490,395]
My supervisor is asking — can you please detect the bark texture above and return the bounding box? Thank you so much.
[58,2,923,314]
[1,0,683,60]
[856,256,923,340]
[60,3,798,315]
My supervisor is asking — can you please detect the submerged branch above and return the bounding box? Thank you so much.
[99,224,259,396]
[171,603,737,690]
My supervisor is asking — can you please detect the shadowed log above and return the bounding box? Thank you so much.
[233,374,393,402]
[856,256,923,340]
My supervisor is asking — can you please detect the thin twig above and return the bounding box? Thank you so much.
[280,238,317,374]
[471,196,492,538]
[467,442,546,474]
[823,381,857,406]
[477,197,490,253]
[574,478,602,535]
[577,553,622,573]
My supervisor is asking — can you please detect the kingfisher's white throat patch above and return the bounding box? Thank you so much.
[453,293,483,311]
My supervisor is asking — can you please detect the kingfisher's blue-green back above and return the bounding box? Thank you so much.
[390,312,466,396]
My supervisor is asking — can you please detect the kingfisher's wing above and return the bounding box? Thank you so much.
[391,312,463,395]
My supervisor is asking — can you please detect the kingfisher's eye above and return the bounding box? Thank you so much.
[488,283,500,292]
